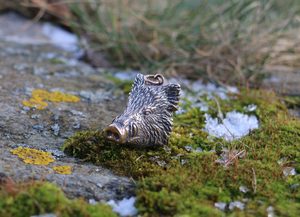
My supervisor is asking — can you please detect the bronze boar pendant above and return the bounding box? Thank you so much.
[104,73,180,147]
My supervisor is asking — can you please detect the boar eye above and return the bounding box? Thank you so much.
[142,108,152,115]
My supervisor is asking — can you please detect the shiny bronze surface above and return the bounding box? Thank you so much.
[104,73,180,146]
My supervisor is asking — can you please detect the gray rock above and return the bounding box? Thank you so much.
[0,13,134,201]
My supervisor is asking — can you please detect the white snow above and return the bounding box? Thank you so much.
[0,12,80,53]
[239,185,250,193]
[204,111,259,141]
[244,104,257,112]
[229,201,245,210]
[214,202,227,211]
[107,197,138,217]
[191,80,229,99]
[42,23,78,52]
[283,167,297,176]
[267,206,275,217]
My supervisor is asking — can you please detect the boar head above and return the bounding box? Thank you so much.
[104,73,180,147]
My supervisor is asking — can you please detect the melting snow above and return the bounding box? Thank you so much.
[107,197,138,217]
[267,206,275,217]
[244,104,257,112]
[0,12,80,53]
[42,23,79,52]
[214,202,227,211]
[283,167,297,176]
[239,185,250,193]
[229,201,245,210]
[204,111,259,141]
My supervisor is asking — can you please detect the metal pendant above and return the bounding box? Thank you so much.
[104,73,180,146]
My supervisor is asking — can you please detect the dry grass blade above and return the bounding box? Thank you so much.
[2,0,300,86]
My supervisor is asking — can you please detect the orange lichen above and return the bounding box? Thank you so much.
[52,165,72,175]
[22,89,80,110]
[10,147,55,165]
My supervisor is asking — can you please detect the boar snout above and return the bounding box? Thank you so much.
[104,124,127,144]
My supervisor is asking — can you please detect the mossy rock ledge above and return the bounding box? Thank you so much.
[62,90,300,217]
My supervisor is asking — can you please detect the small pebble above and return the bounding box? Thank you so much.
[72,121,81,129]
[49,149,65,158]
[32,124,44,132]
[88,199,97,205]
[239,185,249,193]
[229,201,245,210]
[180,159,187,165]
[52,114,60,122]
[51,123,60,136]
[70,110,86,117]
[214,202,227,211]
[31,214,57,217]
[244,104,257,112]
[33,66,47,76]
[283,167,296,176]
[267,206,275,217]
[96,183,103,188]
[194,147,203,153]
[22,106,31,112]
[31,114,41,119]
[184,145,193,152]
[156,160,167,167]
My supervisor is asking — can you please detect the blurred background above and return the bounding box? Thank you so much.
[0,0,299,94]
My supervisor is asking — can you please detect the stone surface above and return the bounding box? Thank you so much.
[0,13,134,201]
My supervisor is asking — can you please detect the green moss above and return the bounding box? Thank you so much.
[0,182,116,217]
[283,96,300,110]
[63,90,300,217]
[63,130,186,178]
[105,74,133,94]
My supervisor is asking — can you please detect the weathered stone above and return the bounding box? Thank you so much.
[0,13,134,201]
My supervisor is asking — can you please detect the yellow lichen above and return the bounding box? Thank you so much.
[22,89,80,110]
[11,147,55,165]
[52,165,72,175]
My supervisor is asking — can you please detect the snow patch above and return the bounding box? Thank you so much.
[244,104,257,112]
[107,197,138,217]
[42,23,79,52]
[214,202,227,211]
[267,206,275,217]
[229,201,245,210]
[204,111,259,141]
[283,167,297,176]
[0,12,81,53]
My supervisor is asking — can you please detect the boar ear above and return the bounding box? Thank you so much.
[132,73,145,88]
[162,84,180,112]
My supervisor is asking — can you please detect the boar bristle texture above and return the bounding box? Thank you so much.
[104,73,181,147]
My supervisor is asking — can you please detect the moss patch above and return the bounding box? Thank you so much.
[105,74,133,94]
[0,182,116,217]
[63,90,300,216]
[63,130,186,178]
[22,89,80,110]
[11,147,55,165]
